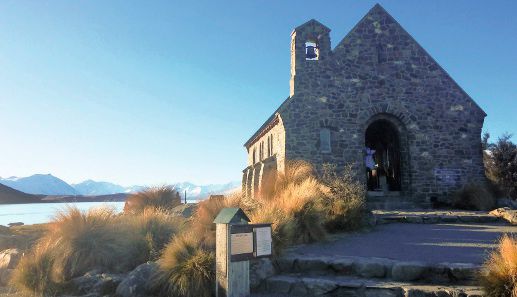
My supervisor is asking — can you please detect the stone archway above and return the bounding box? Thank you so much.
[364,114,410,195]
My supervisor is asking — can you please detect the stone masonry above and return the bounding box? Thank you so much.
[242,4,486,207]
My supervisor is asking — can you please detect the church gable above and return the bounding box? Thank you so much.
[329,4,486,117]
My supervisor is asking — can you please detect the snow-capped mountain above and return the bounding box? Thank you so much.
[0,174,79,195]
[0,174,240,199]
[72,180,145,196]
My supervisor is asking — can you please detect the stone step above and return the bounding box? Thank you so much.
[372,210,500,225]
[275,255,480,285]
[256,274,483,297]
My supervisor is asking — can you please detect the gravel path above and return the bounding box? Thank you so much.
[289,222,517,264]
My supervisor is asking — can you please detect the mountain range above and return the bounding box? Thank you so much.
[0,174,240,200]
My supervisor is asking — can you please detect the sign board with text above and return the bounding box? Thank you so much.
[230,223,272,262]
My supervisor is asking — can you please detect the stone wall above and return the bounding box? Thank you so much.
[242,115,286,198]
[278,5,485,205]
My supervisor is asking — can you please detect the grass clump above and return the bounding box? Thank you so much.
[120,207,184,262]
[45,206,132,280]
[480,235,517,297]
[124,185,181,214]
[10,242,62,296]
[320,163,366,232]
[153,233,215,297]
[452,183,496,211]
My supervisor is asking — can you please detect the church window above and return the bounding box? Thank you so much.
[270,135,274,154]
[320,128,331,153]
[267,136,271,157]
[305,41,319,60]
[252,148,256,164]
[377,44,387,64]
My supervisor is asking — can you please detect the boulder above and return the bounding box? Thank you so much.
[489,208,517,225]
[70,271,124,295]
[354,259,386,278]
[116,262,157,297]
[391,262,427,281]
[170,203,198,219]
[0,249,21,270]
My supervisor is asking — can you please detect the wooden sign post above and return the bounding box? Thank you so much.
[214,208,272,297]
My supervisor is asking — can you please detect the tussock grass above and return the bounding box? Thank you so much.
[481,235,517,297]
[153,233,215,297]
[320,163,366,232]
[46,206,129,280]
[12,205,183,295]
[452,183,496,211]
[191,193,241,248]
[124,185,181,214]
[120,207,184,262]
[10,242,62,296]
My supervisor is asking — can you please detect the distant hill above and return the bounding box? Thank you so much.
[72,180,130,196]
[0,174,78,195]
[0,183,42,204]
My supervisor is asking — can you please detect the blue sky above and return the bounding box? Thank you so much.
[0,0,515,186]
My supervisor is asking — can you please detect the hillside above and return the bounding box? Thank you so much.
[0,183,42,204]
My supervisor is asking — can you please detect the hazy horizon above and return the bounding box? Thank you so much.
[1,0,516,185]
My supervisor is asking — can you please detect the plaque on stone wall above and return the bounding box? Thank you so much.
[434,168,462,186]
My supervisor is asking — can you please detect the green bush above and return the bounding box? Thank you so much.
[124,185,182,214]
[483,133,517,200]
[452,183,496,211]
[320,163,366,232]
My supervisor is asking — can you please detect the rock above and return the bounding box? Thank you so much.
[489,207,517,225]
[0,249,21,270]
[250,258,275,289]
[170,203,198,219]
[7,222,23,227]
[70,271,124,295]
[330,257,355,273]
[391,262,427,281]
[116,262,157,297]
[266,275,293,294]
[296,256,329,272]
[0,268,13,286]
[365,287,404,297]
[355,259,386,278]
[0,225,10,234]
[302,276,338,295]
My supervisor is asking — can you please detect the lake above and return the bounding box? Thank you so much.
[0,200,198,226]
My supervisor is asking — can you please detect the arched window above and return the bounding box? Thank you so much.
[305,41,319,60]
[267,136,271,157]
[252,148,256,164]
[270,135,274,155]
[320,128,331,153]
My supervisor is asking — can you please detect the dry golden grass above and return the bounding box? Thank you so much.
[452,183,496,211]
[191,193,242,248]
[481,235,517,297]
[10,241,62,296]
[124,185,181,214]
[119,207,184,262]
[45,206,133,280]
[153,233,215,297]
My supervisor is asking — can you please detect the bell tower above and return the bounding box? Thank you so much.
[289,19,331,97]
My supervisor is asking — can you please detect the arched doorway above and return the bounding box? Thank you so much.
[365,119,402,192]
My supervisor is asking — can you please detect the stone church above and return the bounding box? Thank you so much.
[242,4,486,208]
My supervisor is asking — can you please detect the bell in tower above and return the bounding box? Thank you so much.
[305,42,319,60]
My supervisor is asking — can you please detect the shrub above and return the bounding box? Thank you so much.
[124,185,182,214]
[489,134,517,200]
[10,242,62,296]
[191,194,241,248]
[120,208,184,261]
[320,163,366,232]
[480,235,517,297]
[45,206,134,280]
[153,233,215,297]
[452,183,496,211]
